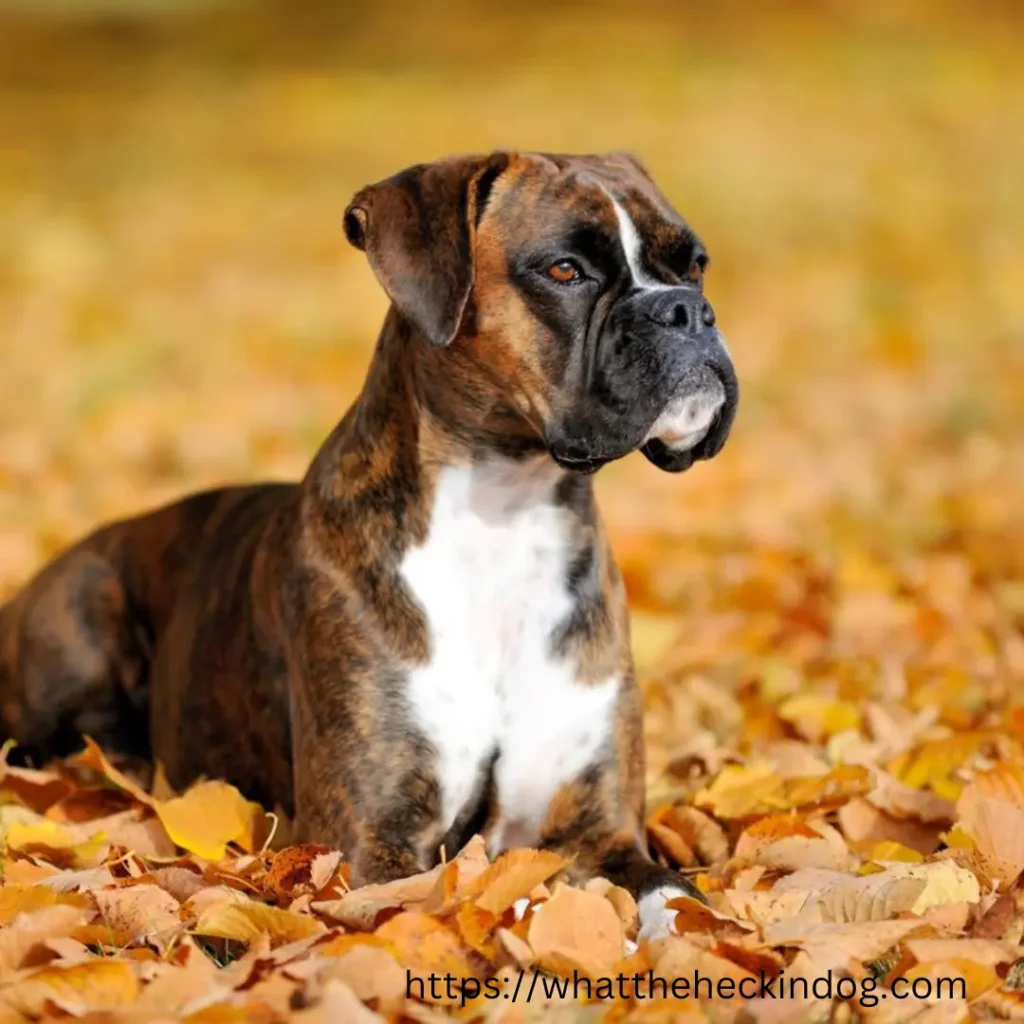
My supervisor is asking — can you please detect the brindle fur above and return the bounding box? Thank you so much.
[0,151,736,901]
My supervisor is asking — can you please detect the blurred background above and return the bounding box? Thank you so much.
[1,0,1022,782]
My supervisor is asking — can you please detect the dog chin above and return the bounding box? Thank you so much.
[640,378,732,473]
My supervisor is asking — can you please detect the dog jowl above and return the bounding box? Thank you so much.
[0,151,738,939]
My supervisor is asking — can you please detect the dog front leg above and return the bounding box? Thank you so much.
[536,765,707,942]
[287,640,445,886]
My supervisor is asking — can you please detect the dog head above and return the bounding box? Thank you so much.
[344,151,738,473]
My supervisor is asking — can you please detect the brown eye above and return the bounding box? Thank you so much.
[548,259,581,284]
[687,264,703,283]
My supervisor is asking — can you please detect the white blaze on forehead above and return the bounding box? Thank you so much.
[607,193,674,291]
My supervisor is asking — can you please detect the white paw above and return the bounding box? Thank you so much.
[637,885,693,943]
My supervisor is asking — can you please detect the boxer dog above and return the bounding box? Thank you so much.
[0,152,737,939]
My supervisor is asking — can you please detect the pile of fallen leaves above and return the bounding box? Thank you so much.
[3,2,1024,1021]
[5,715,1024,1020]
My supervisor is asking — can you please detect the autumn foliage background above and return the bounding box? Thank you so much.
[1,1,1024,1020]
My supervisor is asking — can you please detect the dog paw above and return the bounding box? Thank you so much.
[636,884,700,943]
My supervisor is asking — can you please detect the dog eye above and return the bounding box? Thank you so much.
[548,259,582,284]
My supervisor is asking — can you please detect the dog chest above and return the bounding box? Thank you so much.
[399,459,618,844]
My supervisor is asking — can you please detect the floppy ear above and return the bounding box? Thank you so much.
[343,152,512,347]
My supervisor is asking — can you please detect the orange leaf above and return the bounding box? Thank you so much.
[455,901,499,959]
[265,844,338,901]
[4,959,140,1016]
[72,736,155,808]
[465,848,566,915]
[374,911,482,997]
[526,883,624,978]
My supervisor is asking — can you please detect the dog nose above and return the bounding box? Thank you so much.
[644,288,715,333]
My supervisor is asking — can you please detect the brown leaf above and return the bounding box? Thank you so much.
[526,882,624,978]
[837,796,943,854]
[869,770,957,823]
[72,736,155,808]
[94,883,182,948]
[0,756,73,813]
[0,904,89,972]
[265,844,337,901]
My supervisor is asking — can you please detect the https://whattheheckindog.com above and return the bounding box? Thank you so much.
[407,967,967,1009]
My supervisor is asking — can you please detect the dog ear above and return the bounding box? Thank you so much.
[344,152,512,347]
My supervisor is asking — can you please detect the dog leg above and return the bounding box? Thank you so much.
[536,762,706,943]
[0,544,149,765]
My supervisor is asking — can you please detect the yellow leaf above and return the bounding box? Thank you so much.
[782,765,873,812]
[0,885,88,926]
[883,860,981,914]
[156,780,265,861]
[194,897,325,947]
[943,825,976,851]
[890,733,991,794]
[4,960,140,1017]
[4,819,109,867]
[693,761,787,819]
[867,840,924,865]
[777,694,861,741]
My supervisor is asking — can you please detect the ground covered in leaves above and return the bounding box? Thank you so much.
[2,1,1024,1021]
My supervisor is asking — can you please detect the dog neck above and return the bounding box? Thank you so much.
[303,309,596,557]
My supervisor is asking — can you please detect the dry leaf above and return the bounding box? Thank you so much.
[265,844,338,901]
[94,884,182,947]
[2,959,140,1016]
[466,848,566,915]
[0,904,89,972]
[526,883,624,978]
[374,911,482,1001]
[194,896,326,947]
[157,780,265,860]
[73,736,155,808]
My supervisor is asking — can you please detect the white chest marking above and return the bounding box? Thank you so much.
[400,457,619,850]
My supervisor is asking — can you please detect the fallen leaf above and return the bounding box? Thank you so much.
[777,693,861,741]
[0,904,89,972]
[374,911,482,1002]
[94,884,182,948]
[527,883,624,978]
[0,885,87,926]
[956,782,1024,885]
[156,780,266,861]
[2,959,140,1016]
[265,844,338,901]
[465,848,566,915]
[72,736,155,808]
[194,896,325,947]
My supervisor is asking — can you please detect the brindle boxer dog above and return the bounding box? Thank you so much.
[0,151,737,939]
